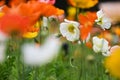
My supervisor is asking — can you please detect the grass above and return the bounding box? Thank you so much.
[0,36,118,80]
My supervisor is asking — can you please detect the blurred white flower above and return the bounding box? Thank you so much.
[0,31,8,42]
[22,35,61,66]
[43,17,48,27]
[95,9,111,30]
[0,44,6,62]
[102,51,111,56]
[60,19,80,42]
[0,31,8,62]
[92,36,110,56]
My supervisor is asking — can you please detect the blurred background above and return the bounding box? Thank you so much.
[55,0,120,24]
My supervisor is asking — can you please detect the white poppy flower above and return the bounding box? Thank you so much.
[60,19,80,42]
[95,9,111,30]
[22,35,61,66]
[92,36,110,56]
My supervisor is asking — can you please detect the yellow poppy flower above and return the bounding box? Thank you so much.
[67,7,76,16]
[23,32,38,39]
[105,46,120,79]
[68,0,98,9]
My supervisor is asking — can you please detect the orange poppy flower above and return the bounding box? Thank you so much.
[0,0,27,7]
[22,21,40,38]
[0,14,30,36]
[2,1,64,25]
[9,0,26,7]
[78,12,97,40]
[0,0,5,6]
[0,1,64,37]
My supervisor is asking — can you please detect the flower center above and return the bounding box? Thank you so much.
[68,24,75,33]
[97,18,103,25]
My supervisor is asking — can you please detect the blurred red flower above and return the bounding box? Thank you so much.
[0,14,30,36]
[0,0,64,36]
[78,12,97,40]
[1,1,64,25]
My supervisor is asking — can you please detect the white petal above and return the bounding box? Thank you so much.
[93,36,100,45]
[22,35,61,66]
[60,20,80,42]
[64,19,80,27]
[92,36,110,54]
[101,17,111,29]
[66,34,74,41]
[60,23,68,37]
[97,9,104,18]
[101,39,110,52]
[93,45,101,53]
[96,9,111,30]
[102,51,111,56]
[43,17,48,27]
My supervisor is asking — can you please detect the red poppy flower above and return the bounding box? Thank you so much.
[0,14,30,36]
[0,0,27,7]
[1,1,64,25]
[78,12,97,40]
[0,0,64,37]
[0,0,5,6]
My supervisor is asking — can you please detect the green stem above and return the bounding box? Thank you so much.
[11,36,22,80]
[75,7,79,21]
[79,42,85,80]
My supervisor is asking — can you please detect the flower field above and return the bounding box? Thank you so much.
[0,0,120,80]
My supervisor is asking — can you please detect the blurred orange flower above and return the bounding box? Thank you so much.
[112,27,120,36]
[0,0,5,6]
[0,0,27,7]
[8,0,27,7]
[1,1,64,25]
[99,31,113,43]
[67,0,98,9]
[0,14,30,36]
[78,12,97,40]
[0,1,64,38]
